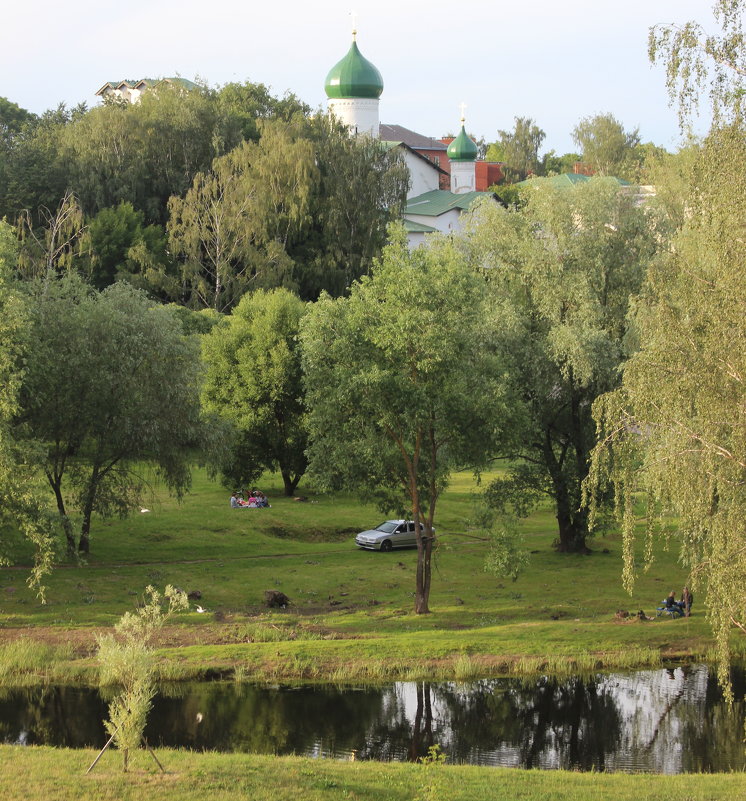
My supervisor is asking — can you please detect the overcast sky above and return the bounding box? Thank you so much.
[1,0,715,154]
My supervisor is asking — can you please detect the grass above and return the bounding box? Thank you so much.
[0,467,738,688]
[1,746,744,801]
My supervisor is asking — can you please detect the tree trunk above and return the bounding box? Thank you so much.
[543,430,590,554]
[78,468,99,554]
[281,471,300,496]
[415,533,433,614]
[48,472,76,556]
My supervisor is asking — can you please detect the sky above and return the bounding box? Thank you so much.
[1,0,715,154]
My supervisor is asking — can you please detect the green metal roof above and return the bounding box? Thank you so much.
[403,219,438,233]
[405,190,493,217]
[325,39,383,99]
[446,125,478,162]
[517,173,632,188]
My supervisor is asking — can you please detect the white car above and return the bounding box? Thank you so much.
[355,520,433,551]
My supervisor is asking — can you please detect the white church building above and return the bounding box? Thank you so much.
[324,30,497,247]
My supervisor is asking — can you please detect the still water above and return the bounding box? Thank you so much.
[2,664,744,773]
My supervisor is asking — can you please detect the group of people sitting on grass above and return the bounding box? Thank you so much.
[230,490,270,509]
[662,586,693,617]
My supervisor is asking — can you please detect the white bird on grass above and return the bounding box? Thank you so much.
[195,605,208,614]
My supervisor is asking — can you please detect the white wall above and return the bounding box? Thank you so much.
[328,98,380,137]
[450,161,476,193]
[403,151,440,198]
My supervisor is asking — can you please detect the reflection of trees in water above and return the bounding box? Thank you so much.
[2,667,744,771]
[0,686,107,747]
[430,676,622,769]
[147,683,389,756]
[674,666,745,773]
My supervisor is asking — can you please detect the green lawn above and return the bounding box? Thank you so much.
[2,747,744,801]
[0,468,738,684]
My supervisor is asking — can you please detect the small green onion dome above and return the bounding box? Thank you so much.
[447,124,478,162]
[325,37,384,99]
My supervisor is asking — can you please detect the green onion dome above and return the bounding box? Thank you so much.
[447,124,478,162]
[325,37,384,99]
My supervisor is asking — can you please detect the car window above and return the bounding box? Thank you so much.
[408,523,416,533]
[377,522,398,534]
[396,524,406,533]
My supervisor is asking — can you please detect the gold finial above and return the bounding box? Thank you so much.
[351,11,358,39]
[459,102,467,126]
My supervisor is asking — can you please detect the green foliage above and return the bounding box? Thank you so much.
[201,288,308,496]
[462,177,659,552]
[292,115,409,300]
[84,201,177,298]
[302,227,506,612]
[571,113,640,179]
[63,86,241,226]
[97,585,187,768]
[587,123,746,695]
[649,0,746,127]
[0,104,78,225]
[216,81,310,142]
[541,150,582,176]
[489,117,546,182]
[474,502,531,583]
[17,276,204,554]
[0,220,58,597]
[16,190,86,280]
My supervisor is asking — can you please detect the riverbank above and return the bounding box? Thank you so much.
[3,746,744,801]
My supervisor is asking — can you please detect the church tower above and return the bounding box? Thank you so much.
[325,29,383,137]
[447,112,478,193]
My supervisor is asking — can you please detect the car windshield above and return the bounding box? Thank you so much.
[376,521,399,534]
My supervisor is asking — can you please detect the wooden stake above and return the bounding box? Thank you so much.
[85,732,116,774]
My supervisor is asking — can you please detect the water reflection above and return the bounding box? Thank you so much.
[1,665,743,773]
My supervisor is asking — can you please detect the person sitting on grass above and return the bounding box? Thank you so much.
[230,493,249,508]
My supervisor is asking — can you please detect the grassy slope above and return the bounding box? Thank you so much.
[3,747,744,801]
[0,469,738,684]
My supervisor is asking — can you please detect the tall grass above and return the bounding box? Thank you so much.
[0,638,74,684]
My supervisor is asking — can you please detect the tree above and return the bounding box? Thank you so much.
[17,277,204,554]
[291,115,409,300]
[587,0,746,693]
[587,124,746,691]
[96,585,187,771]
[301,227,505,613]
[0,221,58,596]
[462,178,659,553]
[490,117,546,182]
[202,288,308,496]
[571,114,640,179]
[0,104,76,226]
[16,189,87,280]
[649,0,746,127]
[169,115,408,309]
[541,150,582,176]
[84,202,178,299]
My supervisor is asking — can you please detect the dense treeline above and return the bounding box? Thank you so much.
[0,83,408,306]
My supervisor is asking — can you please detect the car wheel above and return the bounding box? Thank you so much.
[380,540,393,552]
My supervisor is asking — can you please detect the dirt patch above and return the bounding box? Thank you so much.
[265,526,357,543]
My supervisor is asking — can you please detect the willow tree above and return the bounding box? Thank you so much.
[588,2,746,690]
[0,221,57,596]
[301,228,505,614]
